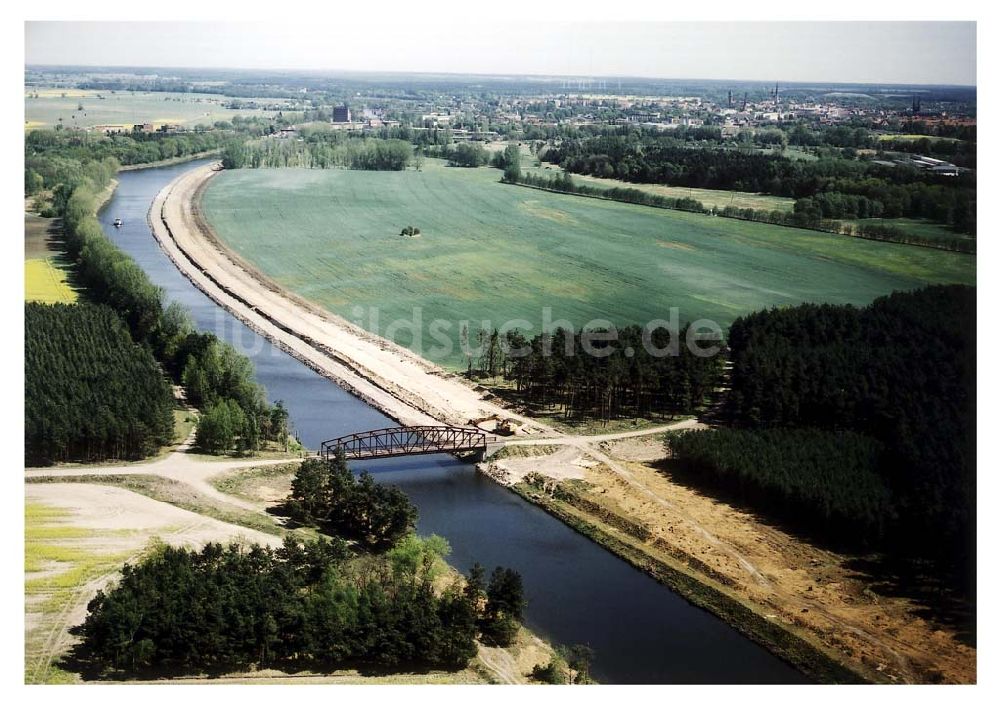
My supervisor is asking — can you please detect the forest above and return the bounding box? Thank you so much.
[71,535,526,676]
[667,428,891,545]
[25,303,175,463]
[543,137,976,233]
[25,128,288,460]
[484,323,725,421]
[669,286,974,582]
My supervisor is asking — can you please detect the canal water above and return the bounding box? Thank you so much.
[100,159,807,684]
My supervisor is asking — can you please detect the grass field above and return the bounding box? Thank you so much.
[876,134,964,143]
[847,217,974,243]
[537,161,795,212]
[24,88,286,130]
[25,213,76,304]
[202,160,975,370]
[25,259,76,304]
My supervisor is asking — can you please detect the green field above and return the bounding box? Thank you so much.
[848,217,974,243]
[876,133,964,143]
[24,213,76,304]
[537,161,795,212]
[24,88,288,130]
[202,160,975,370]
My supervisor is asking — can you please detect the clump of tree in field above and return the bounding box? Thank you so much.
[494,144,522,183]
[284,454,417,549]
[222,135,414,171]
[423,142,491,167]
[474,563,526,647]
[400,225,421,236]
[25,303,174,463]
[71,535,525,677]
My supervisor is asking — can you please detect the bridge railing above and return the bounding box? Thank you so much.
[320,425,490,461]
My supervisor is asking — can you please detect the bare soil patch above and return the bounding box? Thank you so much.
[24,483,279,683]
[523,453,976,683]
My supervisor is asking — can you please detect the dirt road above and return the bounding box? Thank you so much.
[25,444,551,684]
[27,450,300,513]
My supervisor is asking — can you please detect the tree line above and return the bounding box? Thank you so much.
[476,324,724,422]
[673,286,974,584]
[667,428,891,545]
[25,303,175,463]
[221,135,415,171]
[25,129,226,193]
[715,204,975,253]
[512,169,707,215]
[26,129,289,460]
[61,179,286,454]
[543,137,975,233]
[509,164,971,253]
[71,535,526,676]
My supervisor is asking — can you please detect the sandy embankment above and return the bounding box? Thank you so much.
[151,164,555,437]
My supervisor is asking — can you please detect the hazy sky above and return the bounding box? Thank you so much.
[25,21,976,85]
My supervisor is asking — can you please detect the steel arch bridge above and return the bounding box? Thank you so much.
[319,425,490,461]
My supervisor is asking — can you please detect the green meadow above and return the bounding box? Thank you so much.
[848,217,975,244]
[24,88,284,130]
[534,161,796,212]
[202,160,975,370]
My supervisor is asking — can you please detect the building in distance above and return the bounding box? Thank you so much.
[332,104,352,123]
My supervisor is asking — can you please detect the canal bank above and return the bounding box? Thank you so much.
[99,158,808,684]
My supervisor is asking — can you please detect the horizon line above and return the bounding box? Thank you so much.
[23,63,978,90]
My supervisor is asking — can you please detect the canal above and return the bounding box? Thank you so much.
[100,158,807,684]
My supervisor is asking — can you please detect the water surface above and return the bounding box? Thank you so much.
[99,160,807,684]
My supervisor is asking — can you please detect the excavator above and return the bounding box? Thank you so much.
[468,416,519,436]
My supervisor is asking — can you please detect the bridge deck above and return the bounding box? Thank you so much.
[320,425,491,461]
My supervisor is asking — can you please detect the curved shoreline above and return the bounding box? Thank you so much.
[153,163,949,684]
[150,163,555,436]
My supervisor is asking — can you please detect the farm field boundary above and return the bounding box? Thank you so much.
[509,178,974,254]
